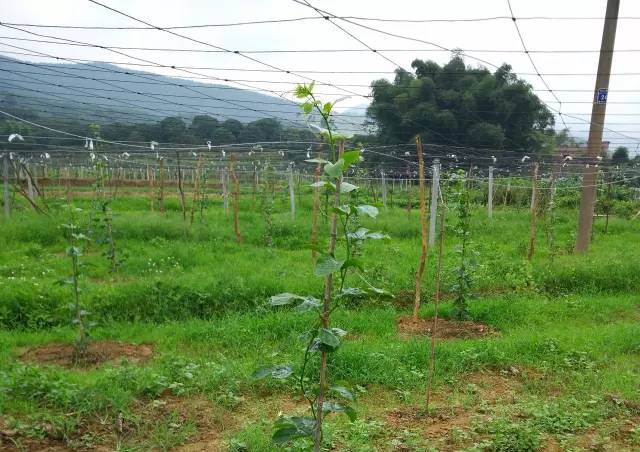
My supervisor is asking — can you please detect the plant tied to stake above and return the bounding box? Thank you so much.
[59,205,94,362]
[253,82,389,451]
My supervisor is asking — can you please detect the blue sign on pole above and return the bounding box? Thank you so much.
[596,88,608,104]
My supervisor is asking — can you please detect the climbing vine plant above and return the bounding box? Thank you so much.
[253,82,388,451]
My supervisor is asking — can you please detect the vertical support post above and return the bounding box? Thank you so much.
[158,158,165,215]
[27,164,35,202]
[488,165,494,219]
[230,154,242,243]
[381,169,387,209]
[428,159,440,246]
[222,168,229,212]
[3,153,9,218]
[288,163,296,220]
[412,136,428,320]
[576,0,620,252]
[527,162,539,261]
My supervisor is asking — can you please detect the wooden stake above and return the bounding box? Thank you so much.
[527,162,539,261]
[230,154,242,243]
[311,147,322,262]
[428,159,440,246]
[190,152,203,225]
[158,158,165,215]
[176,152,187,221]
[314,141,343,451]
[3,153,10,218]
[426,206,446,414]
[288,163,296,220]
[412,136,429,321]
[488,165,494,219]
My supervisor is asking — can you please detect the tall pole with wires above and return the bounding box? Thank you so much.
[576,0,620,253]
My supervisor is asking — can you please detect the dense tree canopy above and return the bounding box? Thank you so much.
[367,56,555,156]
[0,109,315,151]
[611,146,630,163]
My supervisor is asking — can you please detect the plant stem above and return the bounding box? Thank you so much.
[314,141,343,452]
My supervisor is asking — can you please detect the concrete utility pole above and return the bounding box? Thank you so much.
[575,0,620,253]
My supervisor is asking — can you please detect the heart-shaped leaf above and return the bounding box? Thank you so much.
[315,254,344,277]
[252,365,293,380]
[324,159,344,178]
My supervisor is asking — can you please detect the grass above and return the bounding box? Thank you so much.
[0,185,639,450]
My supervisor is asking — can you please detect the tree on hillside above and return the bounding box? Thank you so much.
[159,117,188,143]
[611,146,629,163]
[366,56,554,156]
[191,115,220,140]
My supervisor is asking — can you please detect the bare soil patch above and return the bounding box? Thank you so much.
[397,316,497,339]
[19,341,153,369]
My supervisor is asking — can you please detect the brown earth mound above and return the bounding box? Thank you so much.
[19,341,153,369]
[397,316,497,339]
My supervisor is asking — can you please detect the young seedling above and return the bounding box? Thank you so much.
[60,206,94,362]
[451,170,475,321]
[253,83,389,451]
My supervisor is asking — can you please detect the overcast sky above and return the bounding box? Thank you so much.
[2,0,640,151]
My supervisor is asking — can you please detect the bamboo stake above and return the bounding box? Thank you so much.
[311,147,322,262]
[176,152,187,221]
[230,154,242,243]
[190,152,203,225]
[158,158,165,215]
[426,207,446,414]
[527,162,539,261]
[412,136,429,320]
[314,141,343,451]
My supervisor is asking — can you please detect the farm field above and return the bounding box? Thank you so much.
[1,186,639,451]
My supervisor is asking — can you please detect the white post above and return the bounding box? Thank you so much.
[488,165,494,219]
[381,169,387,209]
[428,159,440,246]
[288,163,296,219]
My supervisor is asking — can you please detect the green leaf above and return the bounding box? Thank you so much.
[324,159,344,178]
[269,293,304,306]
[332,205,351,216]
[295,297,322,313]
[305,158,329,164]
[310,181,335,191]
[331,327,348,337]
[272,416,316,443]
[322,102,333,115]
[315,254,344,277]
[252,365,293,380]
[356,205,379,218]
[347,227,369,240]
[342,150,361,167]
[339,182,358,193]
[318,328,340,352]
[338,287,367,298]
[329,386,355,401]
[301,102,313,114]
[366,232,389,240]
[321,401,358,421]
[342,258,364,272]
